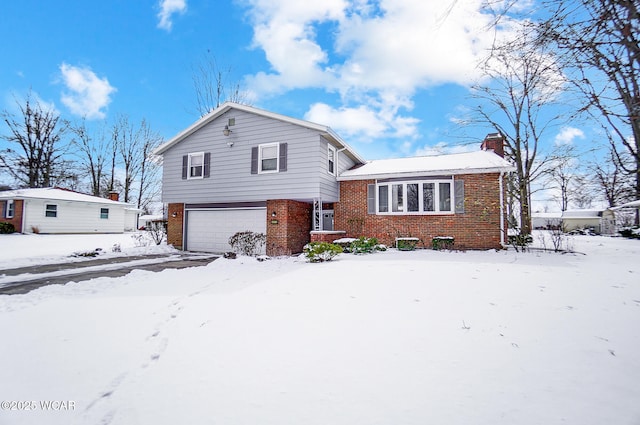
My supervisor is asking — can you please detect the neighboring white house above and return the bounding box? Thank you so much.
[0,188,141,234]
[138,214,164,230]
[532,209,616,235]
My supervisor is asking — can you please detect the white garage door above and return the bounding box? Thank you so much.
[186,208,266,253]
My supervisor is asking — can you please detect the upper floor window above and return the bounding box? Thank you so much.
[5,200,14,219]
[377,179,454,214]
[328,145,336,175]
[259,143,279,173]
[188,152,204,179]
[251,142,288,174]
[182,152,210,180]
[45,204,58,218]
[100,208,109,219]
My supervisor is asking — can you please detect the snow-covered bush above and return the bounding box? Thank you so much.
[131,233,151,247]
[146,221,167,245]
[350,236,383,254]
[228,231,266,256]
[0,222,15,234]
[303,242,343,262]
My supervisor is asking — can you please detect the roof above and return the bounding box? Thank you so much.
[562,209,603,219]
[611,199,640,210]
[153,101,366,164]
[0,188,138,209]
[337,150,515,181]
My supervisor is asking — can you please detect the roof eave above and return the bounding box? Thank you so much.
[153,102,365,163]
[337,166,516,181]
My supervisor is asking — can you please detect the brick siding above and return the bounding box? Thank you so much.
[1,199,24,233]
[167,203,184,249]
[266,199,312,256]
[335,174,507,250]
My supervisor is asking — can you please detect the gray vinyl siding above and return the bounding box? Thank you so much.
[162,110,352,204]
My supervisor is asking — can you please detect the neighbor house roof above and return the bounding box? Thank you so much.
[611,199,640,210]
[337,150,515,181]
[562,209,604,219]
[153,101,366,164]
[0,188,139,209]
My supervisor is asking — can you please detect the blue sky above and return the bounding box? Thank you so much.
[1,0,594,173]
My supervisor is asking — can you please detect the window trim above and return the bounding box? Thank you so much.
[187,152,205,180]
[100,208,109,219]
[45,204,58,218]
[328,144,337,175]
[376,178,455,215]
[258,142,279,174]
[5,200,14,219]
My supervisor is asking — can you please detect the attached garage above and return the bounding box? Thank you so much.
[185,207,266,253]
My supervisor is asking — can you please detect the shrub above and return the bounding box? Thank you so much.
[350,236,380,254]
[508,232,533,252]
[0,222,15,234]
[229,231,266,256]
[303,242,343,262]
[30,225,40,234]
[146,221,167,245]
[432,237,454,250]
[619,227,640,239]
[396,238,419,251]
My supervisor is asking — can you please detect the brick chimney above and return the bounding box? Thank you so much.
[108,191,119,202]
[481,133,505,158]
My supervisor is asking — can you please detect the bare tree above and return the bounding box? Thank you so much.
[111,115,162,210]
[589,147,635,207]
[70,119,110,196]
[135,121,162,213]
[192,52,251,117]
[472,27,566,234]
[0,91,69,188]
[539,0,640,223]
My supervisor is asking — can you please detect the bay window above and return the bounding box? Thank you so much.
[377,179,455,214]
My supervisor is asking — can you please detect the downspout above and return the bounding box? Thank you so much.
[499,171,506,246]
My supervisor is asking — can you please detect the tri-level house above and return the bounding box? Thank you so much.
[154,102,515,255]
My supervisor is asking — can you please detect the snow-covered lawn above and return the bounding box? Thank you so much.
[0,232,177,270]
[1,233,639,425]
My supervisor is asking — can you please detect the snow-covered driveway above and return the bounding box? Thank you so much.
[0,233,639,425]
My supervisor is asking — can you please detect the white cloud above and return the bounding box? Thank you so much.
[554,127,585,146]
[305,101,420,142]
[415,141,478,156]
[59,63,116,119]
[242,0,521,142]
[157,0,187,31]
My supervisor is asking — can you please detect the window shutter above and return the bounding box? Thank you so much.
[182,155,188,179]
[367,184,376,214]
[454,179,465,214]
[203,152,211,178]
[279,143,287,171]
[251,147,258,174]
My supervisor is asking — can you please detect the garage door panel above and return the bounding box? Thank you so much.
[186,208,266,253]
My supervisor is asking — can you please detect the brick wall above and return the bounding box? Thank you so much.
[266,199,312,256]
[1,200,24,233]
[167,203,184,249]
[335,174,507,250]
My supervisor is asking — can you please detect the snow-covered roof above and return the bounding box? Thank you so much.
[153,101,366,164]
[139,214,164,221]
[0,188,137,208]
[611,199,640,210]
[338,150,515,181]
[532,212,562,219]
[562,209,603,219]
